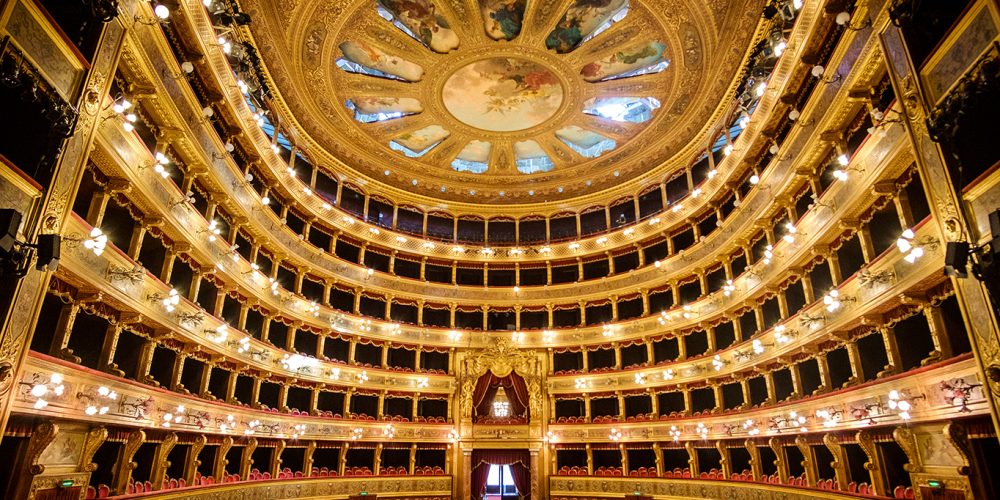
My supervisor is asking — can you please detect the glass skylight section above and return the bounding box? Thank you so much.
[335,58,404,81]
[555,126,616,158]
[581,3,629,44]
[546,0,628,53]
[376,3,420,41]
[344,98,421,123]
[390,125,450,158]
[346,100,405,123]
[584,97,660,123]
[514,140,554,174]
[451,140,491,173]
[516,157,555,174]
[597,59,669,81]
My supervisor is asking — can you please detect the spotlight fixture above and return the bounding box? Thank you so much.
[944,210,1000,311]
[0,210,61,277]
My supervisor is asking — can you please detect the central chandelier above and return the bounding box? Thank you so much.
[492,386,511,418]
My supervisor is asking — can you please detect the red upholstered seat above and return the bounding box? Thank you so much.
[86,486,96,499]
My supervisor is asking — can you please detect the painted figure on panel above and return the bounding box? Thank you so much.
[546,0,628,53]
[480,0,527,40]
[379,0,460,52]
[443,58,563,132]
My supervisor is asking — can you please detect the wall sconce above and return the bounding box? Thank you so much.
[858,268,895,288]
[886,390,925,420]
[799,312,825,329]
[695,422,709,439]
[201,220,222,242]
[64,227,108,257]
[807,193,836,211]
[135,2,171,25]
[217,414,237,433]
[169,190,196,208]
[280,353,318,374]
[711,355,727,371]
[773,324,798,344]
[245,419,261,436]
[139,152,172,178]
[788,108,816,127]
[835,10,872,31]
[896,229,939,263]
[177,311,205,327]
[722,279,736,297]
[668,426,682,442]
[781,222,800,243]
[810,64,841,84]
[24,372,64,409]
[823,289,855,312]
[79,385,118,415]
[105,264,145,284]
[769,410,808,433]
[161,404,186,428]
[815,408,843,427]
[205,324,228,343]
[939,378,982,413]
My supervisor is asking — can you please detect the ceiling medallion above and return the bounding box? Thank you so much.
[241,0,764,202]
[442,57,564,132]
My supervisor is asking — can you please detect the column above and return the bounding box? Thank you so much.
[923,305,954,359]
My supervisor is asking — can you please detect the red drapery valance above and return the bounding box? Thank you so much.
[472,370,530,420]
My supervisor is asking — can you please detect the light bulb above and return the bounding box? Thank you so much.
[811,65,825,78]
[154,4,170,19]
[836,11,851,25]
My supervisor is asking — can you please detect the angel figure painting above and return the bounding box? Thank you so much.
[443,57,564,132]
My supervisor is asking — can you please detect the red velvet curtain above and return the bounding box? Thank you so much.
[472,371,530,418]
[470,449,531,500]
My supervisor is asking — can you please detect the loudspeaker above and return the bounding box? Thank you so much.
[35,234,61,271]
[0,209,22,254]
[945,241,970,278]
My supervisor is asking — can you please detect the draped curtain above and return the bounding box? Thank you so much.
[470,449,531,500]
[471,370,530,419]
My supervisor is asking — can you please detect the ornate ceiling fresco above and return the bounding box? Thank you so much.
[240,0,765,204]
